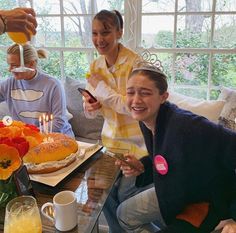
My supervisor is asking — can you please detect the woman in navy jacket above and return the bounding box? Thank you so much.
[116,62,236,233]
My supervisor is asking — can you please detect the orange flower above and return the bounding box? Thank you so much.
[0,125,22,138]
[0,144,21,180]
[11,121,25,128]
[23,127,42,140]
[0,120,42,151]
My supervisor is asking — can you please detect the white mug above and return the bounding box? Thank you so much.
[41,190,77,231]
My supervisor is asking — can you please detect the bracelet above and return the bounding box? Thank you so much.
[0,15,7,33]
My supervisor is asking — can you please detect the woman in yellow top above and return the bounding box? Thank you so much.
[85,10,146,158]
[83,9,152,233]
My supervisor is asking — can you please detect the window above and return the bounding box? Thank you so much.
[0,0,235,99]
[136,0,236,99]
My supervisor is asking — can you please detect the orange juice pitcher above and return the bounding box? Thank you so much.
[7,32,30,45]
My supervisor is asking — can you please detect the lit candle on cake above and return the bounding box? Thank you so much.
[43,114,46,134]
[45,114,49,134]
[50,114,53,133]
[39,115,42,133]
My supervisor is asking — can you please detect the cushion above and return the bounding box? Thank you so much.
[64,77,103,140]
[168,91,225,123]
[218,87,236,131]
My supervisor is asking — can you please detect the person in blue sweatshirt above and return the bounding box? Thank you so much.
[0,43,74,137]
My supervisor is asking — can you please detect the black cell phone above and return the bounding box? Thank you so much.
[104,150,143,172]
[13,165,35,196]
[78,88,97,103]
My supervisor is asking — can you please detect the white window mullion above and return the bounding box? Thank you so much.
[59,0,65,79]
[124,0,134,49]
[206,0,217,100]
[135,0,142,51]
[171,0,179,89]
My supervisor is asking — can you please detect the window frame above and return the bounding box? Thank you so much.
[124,1,236,100]
[0,0,235,99]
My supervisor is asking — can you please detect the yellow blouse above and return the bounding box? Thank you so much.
[86,44,147,159]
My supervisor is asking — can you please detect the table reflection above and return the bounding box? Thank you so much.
[0,152,120,233]
[41,152,119,233]
[75,162,111,216]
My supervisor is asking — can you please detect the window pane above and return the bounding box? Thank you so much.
[35,17,62,47]
[96,0,124,13]
[34,0,60,14]
[64,16,93,47]
[0,49,9,80]
[0,0,16,9]
[178,0,212,12]
[212,54,236,88]
[64,51,90,80]
[216,0,236,11]
[63,0,92,14]
[141,16,174,48]
[39,51,62,79]
[153,52,173,83]
[142,0,175,13]
[173,87,207,99]
[213,15,236,49]
[210,89,221,100]
[0,33,11,46]
[175,53,209,86]
[176,15,211,48]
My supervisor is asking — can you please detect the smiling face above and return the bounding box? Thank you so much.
[126,72,169,132]
[92,19,122,57]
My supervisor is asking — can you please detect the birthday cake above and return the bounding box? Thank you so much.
[23,133,79,174]
[0,120,79,174]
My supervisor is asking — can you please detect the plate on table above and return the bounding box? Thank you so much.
[28,141,102,187]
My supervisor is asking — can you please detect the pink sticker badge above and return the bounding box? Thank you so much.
[154,155,168,175]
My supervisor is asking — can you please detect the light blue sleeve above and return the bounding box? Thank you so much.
[0,79,8,102]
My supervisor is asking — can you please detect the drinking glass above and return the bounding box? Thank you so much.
[4,195,42,233]
[7,32,34,72]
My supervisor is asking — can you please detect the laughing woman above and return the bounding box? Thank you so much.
[116,63,236,233]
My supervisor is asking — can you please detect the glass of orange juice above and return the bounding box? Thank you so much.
[4,195,42,233]
[7,31,34,73]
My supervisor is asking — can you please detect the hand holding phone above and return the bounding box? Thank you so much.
[104,149,143,173]
[78,88,97,103]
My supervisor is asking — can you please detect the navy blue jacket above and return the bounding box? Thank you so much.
[136,102,236,233]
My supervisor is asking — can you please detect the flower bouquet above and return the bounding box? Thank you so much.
[0,120,44,206]
[0,120,41,223]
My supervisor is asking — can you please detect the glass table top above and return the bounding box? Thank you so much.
[0,151,120,233]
